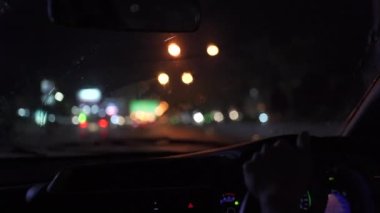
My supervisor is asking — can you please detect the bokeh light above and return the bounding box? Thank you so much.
[106,104,119,116]
[213,111,224,123]
[158,72,170,86]
[77,88,102,103]
[193,112,204,124]
[168,43,181,57]
[54,92,64,102]
[259,113,269,123]
[98,119,109,128]
[207,44,219,56]
[181,72,194,85]
[229,109,240,121]
[155,101,169,116]
[78,113,87,124]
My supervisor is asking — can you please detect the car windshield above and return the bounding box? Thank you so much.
[0,0,375,156]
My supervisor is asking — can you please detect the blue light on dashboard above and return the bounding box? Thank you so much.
[220,193,236,205]
[325,191,351,213]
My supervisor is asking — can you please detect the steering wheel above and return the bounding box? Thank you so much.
[238,133,375,213]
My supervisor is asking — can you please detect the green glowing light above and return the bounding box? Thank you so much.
[78,112,87,123]
[130,100,159,113]
[234,201,240,206]
[328,177,335,181]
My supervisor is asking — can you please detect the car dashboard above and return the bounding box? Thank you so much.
[0,136,379,212]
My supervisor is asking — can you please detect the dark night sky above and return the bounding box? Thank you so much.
[0,0,375,121]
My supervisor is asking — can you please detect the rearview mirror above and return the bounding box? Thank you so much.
[47,0,201,32]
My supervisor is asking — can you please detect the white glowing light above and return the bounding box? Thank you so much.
[259,113,269,123]
[193,112,204,124]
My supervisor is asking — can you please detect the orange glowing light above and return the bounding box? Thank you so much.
[168,43,181,57]
[130,111,156,124]
[155,101,169,116]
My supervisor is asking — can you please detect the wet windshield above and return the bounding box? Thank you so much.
[0,0,374,156]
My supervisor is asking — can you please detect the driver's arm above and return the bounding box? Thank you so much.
[242,132,311,213]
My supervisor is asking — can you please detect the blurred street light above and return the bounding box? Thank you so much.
[17,108,30,117]
[207,44,219,56]
[193,112,204,124]
[158,72,170,86]
[229,109,240,121]
[168,43,181,57]
[71,116,79,125]
[259,112,269,123]
[54,92,64,102]
[213,111,224,123]
[181,72,194,85]
[105,104,119,116]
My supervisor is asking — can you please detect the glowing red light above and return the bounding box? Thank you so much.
[98,119,109,128]
[79,122,88,129]
[187,202,194,209]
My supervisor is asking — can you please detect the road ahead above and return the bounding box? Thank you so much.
[1,121,338,157]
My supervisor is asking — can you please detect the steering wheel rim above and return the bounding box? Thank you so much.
[239,134,375,213]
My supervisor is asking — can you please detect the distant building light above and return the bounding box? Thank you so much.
[207,44,219,56]
[71,116,79,125]
[54,92,64,102]
[110,115,126,126]
[130,111,156,124]
[158,72,170,86]
[181,72,194,85]
[106,104,118,116]
[259,113,269,123]
[17,108,30,117]
[168,43,181,57]
[117,116,126,126]
[193,112,204,124]
[110,115,120,125]
[213,111,224,123]
[229,109,240,121]
[77,88,102,103]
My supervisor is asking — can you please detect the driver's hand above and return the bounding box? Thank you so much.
[243,132,311,213]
